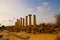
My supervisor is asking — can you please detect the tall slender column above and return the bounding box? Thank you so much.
[33,15,36,27]
[23,18,24,27]
[20,18,22,27]
[28,14,32,27]
[26,16,28,27]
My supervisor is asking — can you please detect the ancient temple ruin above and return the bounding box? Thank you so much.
[15,14,36,29]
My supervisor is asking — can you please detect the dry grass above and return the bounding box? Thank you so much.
[0,31,59,40]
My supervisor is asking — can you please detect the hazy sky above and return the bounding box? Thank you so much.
[0,0,60,26]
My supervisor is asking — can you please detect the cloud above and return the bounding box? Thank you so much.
[37,2,51,13]
[25,8,35,15]
[37,7,51,13]
[41,2,48,7]
[0,0,26,17]
[0,0,26,26]
[0,15,16,26]
[35,2,56,24]
[8,19,14,22]
[24,2,53,24]
[25,2,51,14]
[27,8,34,12]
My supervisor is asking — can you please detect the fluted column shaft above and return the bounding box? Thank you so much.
[26,16,28,27]
[28,14,32,27]
[20,18,22,27]
[23,18,24,27]
[33,15,36,27]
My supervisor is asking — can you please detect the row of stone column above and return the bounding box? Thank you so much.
[27,14,36,27]
[15,14,36,28]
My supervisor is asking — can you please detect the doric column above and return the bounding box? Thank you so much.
[33,15,36,27]
[20,18,22,27]
[26,16,28,27]
[22,18,24,27]
[28,14,32,27]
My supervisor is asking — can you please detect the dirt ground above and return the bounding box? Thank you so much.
[0,31,59,40]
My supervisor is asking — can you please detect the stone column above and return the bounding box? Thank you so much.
[15,19,20,28]
[28,14,32,27]
[23,18,24,27]
[33,15,36,27]
[26,16,28,27]
[20,18,22,27]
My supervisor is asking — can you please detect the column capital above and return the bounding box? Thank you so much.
[28,14,32,16]
[17,19,20,22]
[26,16,28,17]
[20,18,22,19]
